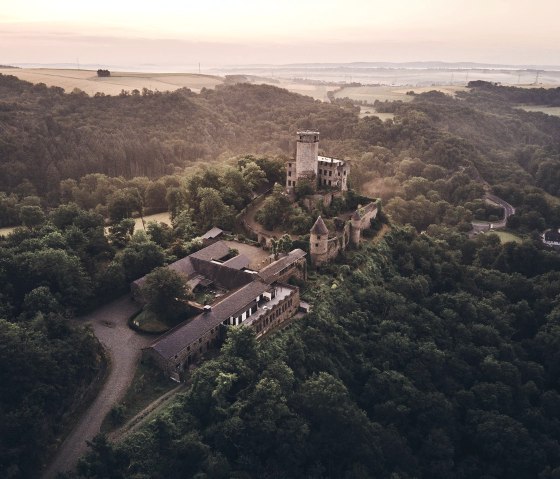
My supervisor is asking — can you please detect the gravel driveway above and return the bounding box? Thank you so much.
[42,295,151,479]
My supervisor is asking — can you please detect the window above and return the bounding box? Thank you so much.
[329,171,332,176]
[288,163,291,167]
[344,171,346,175]
[287,180,291,186]
[315,243,319,247]
[317,235,321,240]
[328,180,331,186]
[288,171,291,177]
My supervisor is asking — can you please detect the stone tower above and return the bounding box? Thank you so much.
[296,131,319,181]
[310,216,329,266]
[350,210,362,245]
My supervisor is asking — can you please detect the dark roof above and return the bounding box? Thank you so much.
[190,241,230,261]
[132,256,195,290]
[190,257,255,290]
[149,281,270,359]
[222,254,250,270]
[201,227,224,239]
[310,216,329,235]
[131,241,233,290]
[258,249,306,283]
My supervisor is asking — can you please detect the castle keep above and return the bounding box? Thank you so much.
[286,131,349,192]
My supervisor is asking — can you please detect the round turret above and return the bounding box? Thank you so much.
[310,216,329,265]
[350,209,362,245]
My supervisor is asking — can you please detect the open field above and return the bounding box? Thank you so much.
[359,107,395,120]
[0,225,16,237]
[516,105,560,117]
[0,68,224,95]
[489,231,523,244]
[133,212,172,231]
[334,84,467,105]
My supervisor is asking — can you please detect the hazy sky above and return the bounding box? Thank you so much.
[2,0,559,67]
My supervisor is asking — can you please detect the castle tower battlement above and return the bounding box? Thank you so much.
[296,131,319,180]
[286,130,349,193]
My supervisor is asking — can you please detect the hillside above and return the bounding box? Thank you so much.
[0,74,357,196]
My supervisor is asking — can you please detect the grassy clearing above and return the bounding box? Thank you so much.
[101,358,176,433]
[359,106,395,120]
[133,212,172,231]
[130,309,170,334]
[516,105,560,117]
[335,85,465,105]
[0,225,16,237]
[489,231,523,244]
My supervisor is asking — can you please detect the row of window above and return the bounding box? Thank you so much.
[255,298,295,333]
[318,169,346,177]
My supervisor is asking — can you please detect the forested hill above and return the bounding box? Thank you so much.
[0,75,357,195]
[73,227,560,479]
[2,73,560,203]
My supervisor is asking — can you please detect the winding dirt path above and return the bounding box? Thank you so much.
[42,295,151,479]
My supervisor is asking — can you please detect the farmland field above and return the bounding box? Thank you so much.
[0,68,224,96]
[334,84,466,105]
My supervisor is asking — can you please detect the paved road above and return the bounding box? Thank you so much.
[42,295,151,479]
[471,193,516,234]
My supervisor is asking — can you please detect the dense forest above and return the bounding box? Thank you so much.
[70,228,560,478]
[2,75,560,478]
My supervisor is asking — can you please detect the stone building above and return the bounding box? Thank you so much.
[137,241,307,380]
[309,200,380,266]
[286,131,349,192]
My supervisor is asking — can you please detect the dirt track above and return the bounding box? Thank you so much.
[42,296,150,478]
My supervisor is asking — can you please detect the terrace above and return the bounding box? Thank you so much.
[243,283,297,327]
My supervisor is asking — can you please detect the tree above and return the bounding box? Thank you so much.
[140,267,192,321]
[241,162,267,191]
[108,218,135,248]
[197,187,234,231]
[118,233,165,281]
[19,205,45,229]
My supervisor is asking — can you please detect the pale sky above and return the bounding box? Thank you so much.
[1,0,559,67]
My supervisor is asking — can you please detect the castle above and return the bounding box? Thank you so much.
[282,130,380,266]
[286,131,349,193]
[309,201,379,266]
